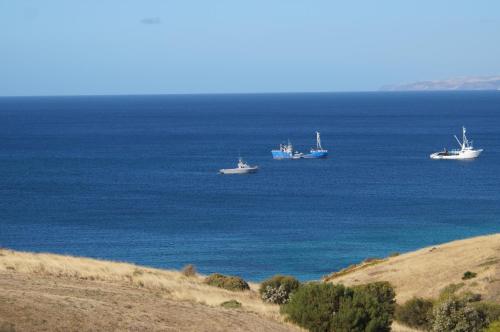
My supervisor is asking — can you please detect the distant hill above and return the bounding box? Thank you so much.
[381,76,500,91]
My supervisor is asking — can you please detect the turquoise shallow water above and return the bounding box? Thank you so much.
[1,92,499,280]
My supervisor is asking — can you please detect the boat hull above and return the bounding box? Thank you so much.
[303,150,328,159]
[272,150,302,159]
[430,149,483,160]
[219,167,258,174]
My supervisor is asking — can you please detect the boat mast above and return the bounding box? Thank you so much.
[462,126,470,148]
[316,131,322,150]
[454,126,468,150]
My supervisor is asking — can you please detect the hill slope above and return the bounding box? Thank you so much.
[2,234,499,331]
[325,234,500,303]
[0,249,300,332]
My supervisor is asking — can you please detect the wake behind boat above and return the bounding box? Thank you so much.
[219,158,259,174]
[430,126,483,160]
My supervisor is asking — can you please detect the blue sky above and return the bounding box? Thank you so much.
[1,1,499,96]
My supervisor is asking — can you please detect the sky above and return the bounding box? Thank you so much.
[1,1,500,96]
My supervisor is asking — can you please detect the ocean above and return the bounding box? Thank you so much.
[1,92,499,281]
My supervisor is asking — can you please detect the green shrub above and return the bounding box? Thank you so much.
[281,283,352,332]
[220,300,242,309]
[281,282,395,332]
[204,273,250,291]
[473,302,500,323]
[259,275,300,304]
[463,271,478,280]
[332,282,396,332]
[462,292,482,303]
[395,297,434,331]
[432,297,488,332]
[439,283,465,301]
[485,321,500,332]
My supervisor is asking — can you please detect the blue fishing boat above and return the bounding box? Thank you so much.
[271,132,328,159]
[303,131,328,159]
[271,140,303,159]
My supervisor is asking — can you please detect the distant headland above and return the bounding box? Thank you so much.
[381,75,500,91]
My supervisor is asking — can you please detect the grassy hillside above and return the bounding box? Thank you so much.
[0,249,300,331]
[325,234,500,304]
[1,234,499,331]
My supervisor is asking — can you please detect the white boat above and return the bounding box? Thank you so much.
[430,127,483,160]
[219,158,259,174]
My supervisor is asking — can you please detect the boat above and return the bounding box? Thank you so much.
[219,158,259,174]
[303,131,328,158]
[430,127,483,160]
[271,140,304,159]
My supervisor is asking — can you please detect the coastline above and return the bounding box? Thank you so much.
[1,233,499,331]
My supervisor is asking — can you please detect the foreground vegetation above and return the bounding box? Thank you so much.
[281,281,395,332]
[2,233,500,331]
[395,283,500,331]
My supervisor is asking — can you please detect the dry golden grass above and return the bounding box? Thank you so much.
[325,233,500,303]
[325,257,386,279]
[0,248,280,320]
[2,233,499,331]
[391,321,421,332]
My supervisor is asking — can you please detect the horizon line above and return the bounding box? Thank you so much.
[1,89,497,98]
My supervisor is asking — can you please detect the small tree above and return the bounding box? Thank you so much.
[262,285,291,304]
[432,298,488,332]
[281,281,395,332]
[259,275,300,304]
[332,282,396,332]
[281,283,352,332]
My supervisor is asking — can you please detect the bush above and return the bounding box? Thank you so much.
[261,285,290,305]
[220,300,242,309]
[281,282,395,332]
[432,297,488,332]
[204,273,250,291]
[281,283,352,332]
[463,271,478,280]
[259,275,300,304]
[333,282,396,332]
[395,297,434,331]
[462,292,482,303]
[485,321,500,332]
[439,283,465,301]
[473,302,500,323]
[181,264,197,277]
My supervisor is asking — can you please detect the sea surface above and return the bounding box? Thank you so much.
[1,92,499,281]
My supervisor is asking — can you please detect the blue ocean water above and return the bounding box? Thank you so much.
[1,92,499,281]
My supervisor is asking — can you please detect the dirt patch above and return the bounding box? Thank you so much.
[0,271,299,332]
